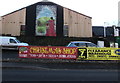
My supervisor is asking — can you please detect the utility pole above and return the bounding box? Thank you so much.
[42,0,49,2]
[104,22,109,37]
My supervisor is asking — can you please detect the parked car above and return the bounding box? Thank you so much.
[67,41,98,47]
[0,36,29,50]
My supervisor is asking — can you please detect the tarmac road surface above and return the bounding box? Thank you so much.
[2,67,119,81]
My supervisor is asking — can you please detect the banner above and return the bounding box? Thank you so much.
[19,46,77,59]
[77,47,120,60]
[19,46,120,60]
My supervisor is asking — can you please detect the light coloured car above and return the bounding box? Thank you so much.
[0,36,29,50]
[67,41,98,47]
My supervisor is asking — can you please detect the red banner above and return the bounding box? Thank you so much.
[19,46,77,59]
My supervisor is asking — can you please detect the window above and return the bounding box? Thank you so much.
[79,43,86,47]
[63,25,69,36]
[20,25,25,35]
[87,43,97,47]
[15,39,20,43]
[68,43,77,47]
[10,39,17,43]
[74,43,79,46]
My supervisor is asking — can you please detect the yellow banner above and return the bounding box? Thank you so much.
[77,47,120,60]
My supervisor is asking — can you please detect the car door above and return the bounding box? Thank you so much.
[8,39,18,48]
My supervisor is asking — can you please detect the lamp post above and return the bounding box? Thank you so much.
[103,26,106,37]
[104,22,108,37]
[112,25,119,48]
[112,25,119,36]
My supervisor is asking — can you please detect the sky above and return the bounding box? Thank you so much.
[0,0,119,26]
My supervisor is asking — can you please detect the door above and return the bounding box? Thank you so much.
[8,39,18,49]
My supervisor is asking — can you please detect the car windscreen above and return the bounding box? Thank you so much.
[15,39,21,43]
[67,43,78,47]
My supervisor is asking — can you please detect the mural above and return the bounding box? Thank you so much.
[36,5,57,36]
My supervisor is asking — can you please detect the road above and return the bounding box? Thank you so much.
[2,67,119,81]
[2,50,18,59]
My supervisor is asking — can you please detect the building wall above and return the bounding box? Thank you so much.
[64,8,92,37]
[2,8,26,36]
[0,17,2,35]
[118,1,120,26]
[1,2,92,37]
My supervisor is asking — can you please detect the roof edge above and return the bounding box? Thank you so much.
[1,1,92,19]
[64,7,92,19]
